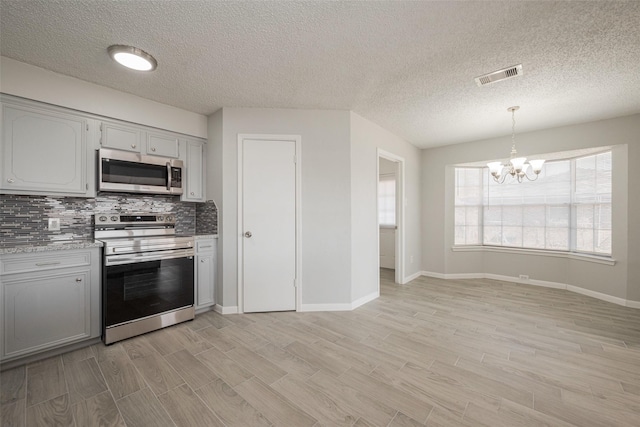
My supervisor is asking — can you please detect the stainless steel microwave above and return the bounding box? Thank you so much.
[98,148,183,195]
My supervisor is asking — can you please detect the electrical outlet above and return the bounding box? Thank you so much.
[519,274,529,280]
[48,218,61,231]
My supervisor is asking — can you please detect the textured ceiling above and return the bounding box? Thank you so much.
[1,1,639,148]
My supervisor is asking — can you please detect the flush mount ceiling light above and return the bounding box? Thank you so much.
[108,45,157,71]
[487,106,545,184]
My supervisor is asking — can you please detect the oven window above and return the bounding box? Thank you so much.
[102,158,167,187]
[104,257,194,327]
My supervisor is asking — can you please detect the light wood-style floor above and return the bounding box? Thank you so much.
[2,269,640,426]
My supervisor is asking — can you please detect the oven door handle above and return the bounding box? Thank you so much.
[105,249,194,266]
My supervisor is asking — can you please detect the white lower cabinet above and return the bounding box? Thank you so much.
[0,247,101,362]
[195,238,216,312]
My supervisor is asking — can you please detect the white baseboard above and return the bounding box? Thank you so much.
[484,273,567,290]
[402,271,423,283]
[421,271,481,280]
[299,291,380,312]
[214,304,238,314]
[627,300,640,309]
[420,270,447,279]
[566,285,629,307]
[420,271,640,309]
[351,291,379,309]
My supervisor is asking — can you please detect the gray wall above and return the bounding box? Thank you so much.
[207,107,353,308]
[422,113,640,302]
[350,112,422,301]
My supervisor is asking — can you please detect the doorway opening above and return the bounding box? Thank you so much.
[377,149,405,285]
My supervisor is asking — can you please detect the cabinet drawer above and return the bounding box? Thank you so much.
[146,132,179,158]
[1,251,91,275]
[196,240,215,253]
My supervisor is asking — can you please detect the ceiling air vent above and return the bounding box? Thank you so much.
[474,64,523,87]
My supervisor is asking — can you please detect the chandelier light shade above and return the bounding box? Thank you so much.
[487,106,545,183]
[108,45,157,71]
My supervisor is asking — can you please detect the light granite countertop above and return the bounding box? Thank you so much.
[0,239,103,255]
[192,234,218,239]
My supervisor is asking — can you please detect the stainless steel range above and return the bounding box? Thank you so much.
[95,213,194,344]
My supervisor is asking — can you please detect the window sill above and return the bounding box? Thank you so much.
[451,245,616,266]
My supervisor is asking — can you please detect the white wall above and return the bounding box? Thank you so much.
[422,114,640,303]
[0,57,207,138]
[208,107,353,309]
[350,112,422,302]
[207,109,224,304]
[379,158,398,270]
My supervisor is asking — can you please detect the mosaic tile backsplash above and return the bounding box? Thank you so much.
[196,200,218,235]
[0,193,216,245]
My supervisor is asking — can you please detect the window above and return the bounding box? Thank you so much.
[379,174,396,226]
[454,151,612,256]
[454,168,482,245]
[575,152,612,254]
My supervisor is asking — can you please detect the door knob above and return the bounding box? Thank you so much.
[244,231,252,238]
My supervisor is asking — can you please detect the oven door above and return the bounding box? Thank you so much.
[99,148,183,195]
[103,252,194,328]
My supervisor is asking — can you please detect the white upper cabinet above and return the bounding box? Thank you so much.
[1,95,205,198]
[180,138,206,202]
[100,121,143,152]
[146,132,180,158]
[1,99,90,196]
[101,121,180,159]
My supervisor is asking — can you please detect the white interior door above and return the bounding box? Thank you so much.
[241,137,297,312]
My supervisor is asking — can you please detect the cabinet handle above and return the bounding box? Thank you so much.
[151,147,156,152]
[190,192,195,195]
[199,245,212,249]
[35,261,61,266]
[7,178,15,183]
[200,259,206,263]
[131,144,137,149]
[76,277,83,282]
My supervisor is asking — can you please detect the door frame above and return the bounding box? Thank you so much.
[377,149,405,285]
[237,134,302,314]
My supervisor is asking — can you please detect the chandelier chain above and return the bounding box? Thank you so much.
[511,108,517,157]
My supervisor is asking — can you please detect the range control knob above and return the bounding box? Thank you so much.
[98,216,107,222]
[166,215,173,222]
[110,216,118,222]
[157,216,164,222]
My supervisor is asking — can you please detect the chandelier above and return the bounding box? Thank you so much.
[487,106,545,183]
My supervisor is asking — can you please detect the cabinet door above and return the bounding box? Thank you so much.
[146,132,179,158]
[196,247,216,309]
[2,104,87,194]
[100,121,142,152]
[2,270,91,359]
[182,139,205,202]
